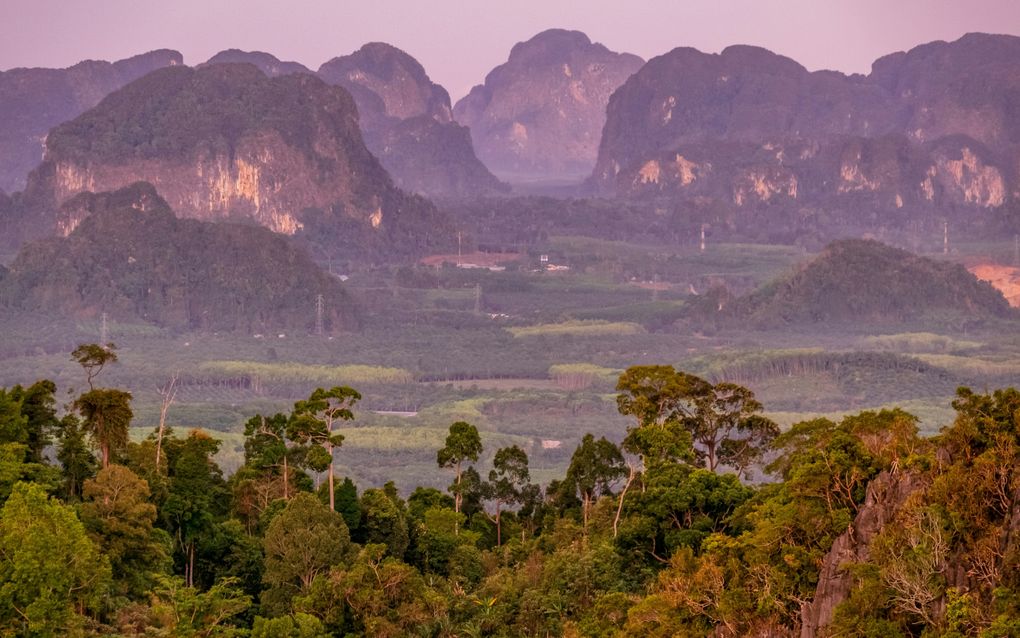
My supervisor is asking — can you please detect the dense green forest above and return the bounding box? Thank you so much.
[1,343,1018,637]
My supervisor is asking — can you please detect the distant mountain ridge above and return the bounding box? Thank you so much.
[0,182,355,333]
[454,29,644,181]
[0,49,183,192]
[592,33,1020,226]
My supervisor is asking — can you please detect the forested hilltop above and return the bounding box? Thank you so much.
[1,344,1018,637]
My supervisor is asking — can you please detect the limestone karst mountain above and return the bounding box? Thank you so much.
[592,34,1020,223]
[0,49,183,193]
[454,29,644,182]
[318,42,507,197]
[9,62,451,258]
[0,182,356,333]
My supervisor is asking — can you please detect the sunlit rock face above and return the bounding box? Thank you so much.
[454,29,644,181]
[24,64,421,238]
[318,43,506,197]
[593,33,1020,216]
[0,49,183,193]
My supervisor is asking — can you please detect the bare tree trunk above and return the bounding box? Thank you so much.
[155,373,178,472]
[454,461,462,513]
[328,442,335,511]
[613,464,637,538]
[283,453,289,500]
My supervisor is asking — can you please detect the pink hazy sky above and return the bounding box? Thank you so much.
[2,0,1019,100]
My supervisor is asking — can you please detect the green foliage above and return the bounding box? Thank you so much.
[71,342,118,389]
[81,464,171,600]
[0,482,111,636]
[437,420,483,513]
[203,361,414,385]
[566,434,626,529]
[147,575,251,637]
[736,239,1015,328]
[617,365,778,473]
[262,492,352,611]
[75,387,133,468]
[251,613,328,638]
[358,488,409,559]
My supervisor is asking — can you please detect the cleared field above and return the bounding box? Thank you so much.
[507,320,645,338]
[199,361,415,385]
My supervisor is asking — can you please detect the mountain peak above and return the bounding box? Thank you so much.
[454,29,643,180]
[203,49,311,76]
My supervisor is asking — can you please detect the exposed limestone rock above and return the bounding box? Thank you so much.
[592,33,1020,219]
[934,147,1005,207]
[13,63,448,256]
[800,470,927,638]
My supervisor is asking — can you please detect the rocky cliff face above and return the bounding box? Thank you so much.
[799,470,927,638]
[202,49,312,76]
[17,63,448,257]
[454,29,644,181]
[0,182,355,333]
[0,49,183,192]
[318,43,505,197]
[592,34,1020,222]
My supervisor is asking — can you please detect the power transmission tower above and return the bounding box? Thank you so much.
[100,312,108,345]
[700,224,707,253]
[943,221,949,255]
[315,294,324,336]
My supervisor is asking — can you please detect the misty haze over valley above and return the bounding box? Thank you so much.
[1,2,1020,635]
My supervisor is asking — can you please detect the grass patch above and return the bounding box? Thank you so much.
[862,332,984,354]
[507,320,645,339]
[199,361,415,385]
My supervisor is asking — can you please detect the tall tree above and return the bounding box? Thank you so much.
[484,445,532,546]
[9,380,59,463]
[71,342,118,391]
[161,431,228,587]
[74,387,133,469]
[289,387,360,512]
[617,366,778,473]
[566,434,626,531]
[437,421,483,515]
[262,492,351,610]
[235,412,309,527]
[54,413,97,500]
